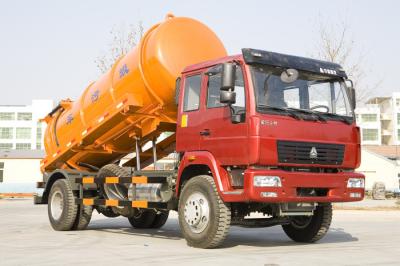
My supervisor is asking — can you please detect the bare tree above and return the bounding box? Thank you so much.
[95,22,144,74]
[312,17,380,105]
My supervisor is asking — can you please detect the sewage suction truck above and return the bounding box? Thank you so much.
[35,14,365,248]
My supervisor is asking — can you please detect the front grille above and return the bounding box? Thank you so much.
[277,140,345,165]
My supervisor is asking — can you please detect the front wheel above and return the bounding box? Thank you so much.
[282,203,332,243]
[178,175,231,249]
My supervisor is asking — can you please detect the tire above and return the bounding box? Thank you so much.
[178,175,231,249]
[98,164,133,217]
[48,179,78,231]
[152,210,169,229]
[282,203,332,243]
[96,206,120,218]
[72,204,93,230]
[98,164,130,200]
[128,209,156,228]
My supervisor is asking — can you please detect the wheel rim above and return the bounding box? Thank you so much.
[50,190,64,221]
[290,216,313,229]
[184,192,210,233]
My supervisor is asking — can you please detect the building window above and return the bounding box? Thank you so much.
[397,99,400,107]
[0,112,15,121]
[36,123,42,150]
[17,112,32,121]
[398,129,400,140]
[16,143,31,150]
[0,127,13,139]
[397,113,400,125]
[0,143,13,150]
[362,128,379,141]
[16,127,31,139]
[0,162,4,182]
[361,114,377,122]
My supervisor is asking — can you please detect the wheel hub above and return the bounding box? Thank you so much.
[184,192,210,233]
[50,191,63,221]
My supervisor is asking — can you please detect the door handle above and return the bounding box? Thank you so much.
[199,129,210,136]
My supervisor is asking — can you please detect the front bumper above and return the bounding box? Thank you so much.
[223,169,365,203]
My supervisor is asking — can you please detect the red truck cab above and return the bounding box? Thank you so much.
[176,48,364,204]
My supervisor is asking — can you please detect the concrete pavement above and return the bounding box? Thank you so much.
[0,199,399,266]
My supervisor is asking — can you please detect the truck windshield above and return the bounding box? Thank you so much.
[250,65,353,120]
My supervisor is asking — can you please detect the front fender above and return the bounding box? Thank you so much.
[176,151,232,197]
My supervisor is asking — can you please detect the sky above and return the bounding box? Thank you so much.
[0,0,399,105]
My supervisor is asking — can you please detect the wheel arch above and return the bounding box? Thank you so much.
[176,151,231,198]
[42,169,83,203]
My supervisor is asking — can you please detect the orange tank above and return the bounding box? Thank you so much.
[41,14,227,172]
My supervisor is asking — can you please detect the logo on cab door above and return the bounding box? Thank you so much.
[261,120,278,126]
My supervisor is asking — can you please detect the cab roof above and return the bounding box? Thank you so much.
[182,48,347,79]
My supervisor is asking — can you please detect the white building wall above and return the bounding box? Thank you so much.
[0,158,42,193]
[355,105,381,145]
[391,93,400,145]
[357,149,400,191]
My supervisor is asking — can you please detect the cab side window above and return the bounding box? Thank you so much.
[207,67,224,108]
[183,74,202,112]
[207,65,245,109]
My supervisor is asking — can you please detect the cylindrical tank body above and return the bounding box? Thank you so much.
[42,15,227,171]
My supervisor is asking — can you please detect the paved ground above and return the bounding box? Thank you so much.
[0,199,399,266]
[335,198,399,209]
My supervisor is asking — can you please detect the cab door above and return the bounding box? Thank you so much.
[176,73,204,152]
[199,64,249,165]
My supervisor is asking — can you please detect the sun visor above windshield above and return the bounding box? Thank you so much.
[242,48,347,78]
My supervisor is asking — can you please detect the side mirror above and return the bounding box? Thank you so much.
[221,63,236,91]
[345,79,356,109]
[220,62,237,105]
[220,90,236,104]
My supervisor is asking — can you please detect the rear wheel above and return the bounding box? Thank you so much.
[152,210,169,228]
[178,175,231,249]
[98,164,133,217]
[48,179,78,231]
[72,204,93,230]
[98,164,129,201]
[282,203,332,243]
[128,209,156,228]
[96,206,120,218]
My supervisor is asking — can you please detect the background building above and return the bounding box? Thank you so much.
[0,100,53,151]
[0,150,45,193]
[354,93,400,193]
[358,147,400,192]
[355,92,400,145]
[0,100,53,194]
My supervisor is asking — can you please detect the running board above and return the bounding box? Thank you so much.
[231,217,290,228]
[75,198,168,209]
[75,175,167,184]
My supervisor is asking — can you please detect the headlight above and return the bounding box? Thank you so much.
[347,178,364,188]
[254,176,282,187]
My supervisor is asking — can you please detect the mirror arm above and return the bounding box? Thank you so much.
[345,79,356,110]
